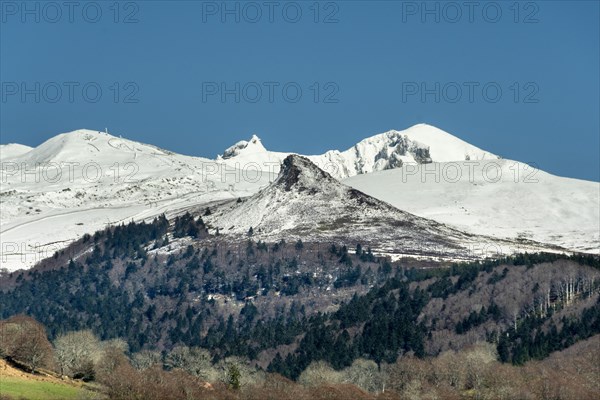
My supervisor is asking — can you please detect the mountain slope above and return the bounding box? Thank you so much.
[206,155,555,260]
[0,143,33,160]
[0,129,275,271]
[343,160,600,253]
[1,125,596,271]
[218,124,498,179]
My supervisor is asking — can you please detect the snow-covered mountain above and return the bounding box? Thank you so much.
[218,124,598,254]
[207,154,442,238]
[343,160,600,253]
[218,124,498,179]
[0,129,275,271]
[205,155,550,260]
[0,124,597,271]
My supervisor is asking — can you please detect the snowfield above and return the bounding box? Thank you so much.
[0,124,597,271]
[0,143,34,160]
[0,129,275,271]
[219,124,498,179]
[343,160,600,253]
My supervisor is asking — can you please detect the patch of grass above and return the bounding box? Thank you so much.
[0,377,84,400]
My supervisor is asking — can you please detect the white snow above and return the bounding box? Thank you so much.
[0,129,275,271]
[397,124,495,162]
[218,124,498,179]
[0,143,33,160]
[1,125,597,272]
[205,155,565,261]
[343,160,600,253]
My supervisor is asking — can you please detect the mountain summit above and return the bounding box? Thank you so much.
[274,155,336,192]
[220,134,267,159]
[205,154,539,260]
[218,124,499,179]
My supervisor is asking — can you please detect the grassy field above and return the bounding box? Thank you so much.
[0,359,99,400]
[0,376,85,400]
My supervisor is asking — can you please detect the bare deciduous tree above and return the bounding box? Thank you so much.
[299,360,343,387]
[164,345,214,380]
[342,358,386,393]
[0,315,54,373]
[132,349,163,370]
[53,330,101,377]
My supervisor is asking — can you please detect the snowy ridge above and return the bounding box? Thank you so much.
[220,134,269,160]
[0,143,33,160]
[205,155,558,260]
[16,129,179,168]
[218,124,498,179]
[0,125,596,271]
[397,124,496,162]
[344,161,600,253]
[207,154,450,237]
[0,129,275,271]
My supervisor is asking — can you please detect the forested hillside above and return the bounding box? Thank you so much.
[1,215,598,386]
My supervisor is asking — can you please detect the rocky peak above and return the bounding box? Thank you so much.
[274,155,336,192]
[220,134,266,159]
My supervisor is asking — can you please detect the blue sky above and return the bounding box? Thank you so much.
[1,1,598,181]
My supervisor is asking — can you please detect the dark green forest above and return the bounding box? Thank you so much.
[1,215,599,380]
